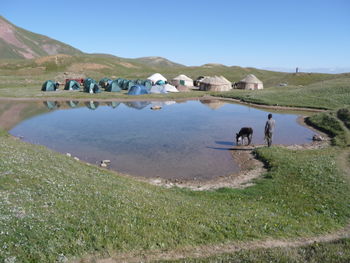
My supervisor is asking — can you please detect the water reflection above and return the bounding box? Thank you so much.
[85,101,100,110]
[124,101,151,110]
[43,101,60,110]
[66,101,79,108]
[200,99,225,110]
[106,101,120,109]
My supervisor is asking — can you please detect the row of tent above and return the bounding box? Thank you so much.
[41,73,264,93]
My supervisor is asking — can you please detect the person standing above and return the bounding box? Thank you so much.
[265,113,275,147]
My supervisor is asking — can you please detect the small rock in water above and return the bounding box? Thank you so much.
[151,105,162,110]
[312,134,323,141]
[74,157,79,161]
[66,153,71,157]
[102,160,111,164]
[100,163,107,168]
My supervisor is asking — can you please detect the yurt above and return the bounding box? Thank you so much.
[236,74,263,90]
[147,73,167,85]
[171,74,194,87]
[199,76,232,92]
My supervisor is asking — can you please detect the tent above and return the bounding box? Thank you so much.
[235,74,264,90]
[147,73,167,85]
[124,101,151,110]
[85,101,99,110]
[64,80,80,91]
[99,78,112,89]
[121,79,135,90]
[199,76,232,92]
[66,101,79,108]
[105,79,122,92]
[142,80,152,90]
[150,85,168,94]
[83,78,101,93]
[127,85,150,95]
[171,74,194,87]
[106,101,120,108]
[163,83,179,93]
[41,80,59,91]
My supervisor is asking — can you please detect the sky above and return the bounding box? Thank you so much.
[1,0,350,72]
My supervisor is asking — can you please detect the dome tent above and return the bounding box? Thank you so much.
[236,74,263,90]
[64,80,80,91]
[99,78,112,89]
[41,80,59,91]
[171,74,194,87]
[85,101,99,110]
[199,76,232,92]
[121,79,136,90]
[147,73,167,85]
[83,78,101,93]
[163,83,179,93]
[124,101,151,110]
[105,79,122,92]
[150,85,168,94]
[127,85,150,95]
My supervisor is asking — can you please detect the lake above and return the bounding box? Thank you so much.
[6,99,315,181]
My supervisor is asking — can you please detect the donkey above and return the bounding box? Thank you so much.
[236,127,253,146]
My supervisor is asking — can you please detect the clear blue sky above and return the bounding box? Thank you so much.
[2,0,350,72]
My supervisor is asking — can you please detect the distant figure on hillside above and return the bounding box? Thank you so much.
[264,113,275,147]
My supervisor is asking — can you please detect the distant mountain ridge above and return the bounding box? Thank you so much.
[134,56,184,68]
[0,16,82,59]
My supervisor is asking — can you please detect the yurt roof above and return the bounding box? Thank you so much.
[172,74,193,81]
[147,73,167,82]
[200,76,231,85]
[240,74,262,84]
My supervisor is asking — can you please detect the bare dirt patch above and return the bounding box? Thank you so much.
[68,63,110,72]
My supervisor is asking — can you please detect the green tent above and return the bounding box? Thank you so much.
[105,79,122,92]
[83,78,101,93]
[41,80,59,91]
[142,80,152,90]
[99,78,112,89]
[64,80,80,91]
[121,79,135,90]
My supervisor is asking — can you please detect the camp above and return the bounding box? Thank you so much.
[64,80,80,91]
[83,78,101,93]
[127,85,150,95]
[121,79,135,90]
[105,79,122,92]
[41,80,59,91]
[171,74,194,87]
[235,74,264,90]
[147,73,167,85]
[199,76,232,91]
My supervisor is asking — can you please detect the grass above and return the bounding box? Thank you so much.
[160,238,350,263]
[0,108,350,262]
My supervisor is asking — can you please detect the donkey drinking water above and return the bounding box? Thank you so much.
[236,127,253,145]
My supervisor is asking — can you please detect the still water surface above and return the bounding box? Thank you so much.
[9,100,315,180]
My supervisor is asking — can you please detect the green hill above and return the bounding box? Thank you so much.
[0,16,82,59]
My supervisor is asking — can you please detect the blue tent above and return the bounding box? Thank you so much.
[156,80,166,85]
[127,85,150,95]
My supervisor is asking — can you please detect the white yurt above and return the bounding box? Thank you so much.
[199,76,232,92]
[171,74,194,87]
[147,73,167,85]
[236,74,263,90]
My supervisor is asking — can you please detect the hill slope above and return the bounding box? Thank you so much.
[0,16,82,59]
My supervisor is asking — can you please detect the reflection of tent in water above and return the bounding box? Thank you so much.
[42,80,59,91]
[123,101,151,110]
[85,101,100,110]
[64,80,80,91]
[106,101,120,108]
[43,101,60,110]
[200,99,226,110]
[66,101,79,108]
